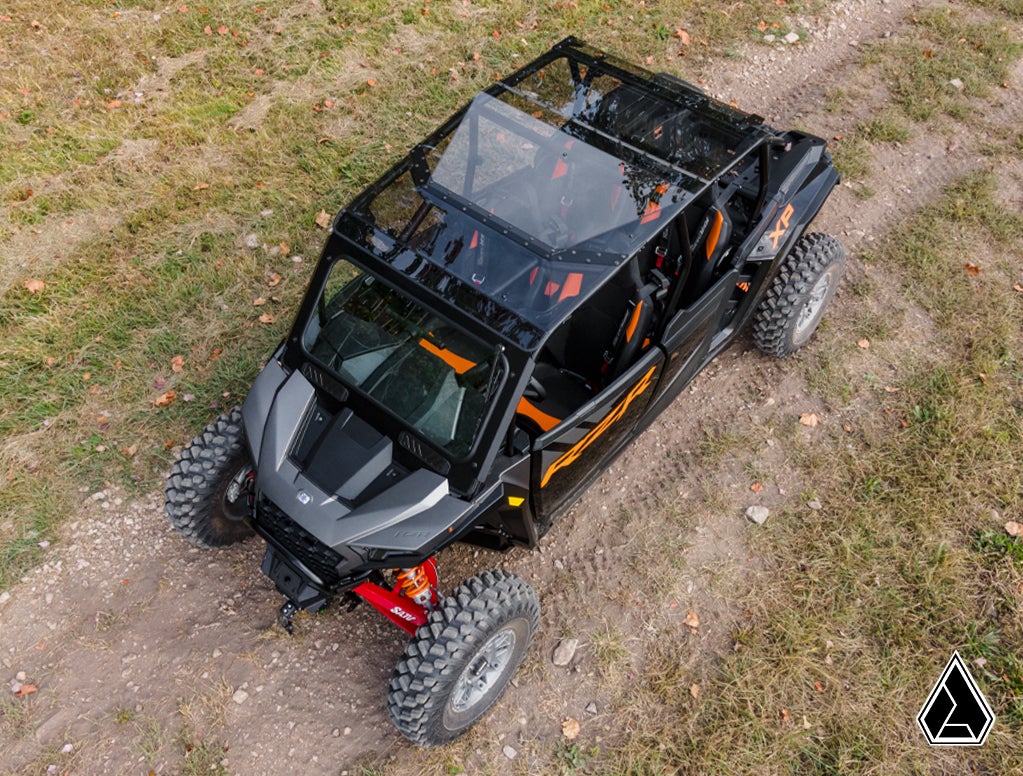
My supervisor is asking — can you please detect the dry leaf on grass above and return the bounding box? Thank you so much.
[799,412,820,427]
[14,684,38,697]
[267,272,282,287]
[750,482,764,493]
[857,338,870,349]
[689,684,700,699]
[153,390,177,407]
[561,717,580,740]
[23,278,46,293]
[252,296,266,306]
[170,355,184,373]
[964,263,980,276]
[314,210,331,229]
[258,313,275,324]
[1005,521,1023,538]
[683,610,700,629]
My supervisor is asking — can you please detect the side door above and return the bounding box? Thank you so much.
[530,346,665,523]
[644,266,740,421]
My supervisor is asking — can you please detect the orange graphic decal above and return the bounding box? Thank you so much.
[768,203,795,250]
[517,397,561,433]
[540,365,657,488]
[418,339,476,374]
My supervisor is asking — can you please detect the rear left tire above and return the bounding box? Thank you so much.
[752,232,846,357]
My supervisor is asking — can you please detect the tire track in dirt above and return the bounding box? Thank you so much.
[4,0,1022,773]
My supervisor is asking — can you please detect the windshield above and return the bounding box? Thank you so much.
[303,260,502,458]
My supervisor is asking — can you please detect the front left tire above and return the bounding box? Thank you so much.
[387,569,540,746]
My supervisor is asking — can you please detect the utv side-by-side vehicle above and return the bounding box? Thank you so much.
[165,37,845,746]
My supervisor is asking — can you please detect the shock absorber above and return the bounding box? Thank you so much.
[395,560,437,609]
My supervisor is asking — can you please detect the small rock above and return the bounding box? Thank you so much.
[503,745,518,760]
[807,500,822,511]
[232,689,249,704]
[949,78,964,90]
[212,648,222,658]
[332,728,340,737]
[552,638,579,667]
[343,726,351,736]
[783,31,800,44]
[553,559,564,570]
[764,34,776,43]
[745,506,770,525]
[44,593,53,605]
[0,591,10,606]
[16,671,26,682]
[61,744,73,754]
[243,233,260,249]
[585,701,598,714]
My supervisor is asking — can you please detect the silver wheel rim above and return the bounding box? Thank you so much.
[794,271,832,338]
[449,628,517,713]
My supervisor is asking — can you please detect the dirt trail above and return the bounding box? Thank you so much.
[3,0,1022,773]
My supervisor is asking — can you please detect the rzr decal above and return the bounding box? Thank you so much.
[768,203,795,250]
[540,365,657,487]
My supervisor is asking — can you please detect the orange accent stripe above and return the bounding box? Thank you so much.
[469,230,479,250]
[640,200,660,224]
[625,300,643,343]
[552,159,568,179]
[540,365,657,487]
[418,339,476,374]
[516,397,561,433]
[558,272,583,302]
[529,267,538,284]
[705,209,724,260]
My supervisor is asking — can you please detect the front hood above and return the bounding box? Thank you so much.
[242,363,471,555]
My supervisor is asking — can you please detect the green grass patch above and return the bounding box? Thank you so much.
[864,7,1023,122]
[607,169,1023,772]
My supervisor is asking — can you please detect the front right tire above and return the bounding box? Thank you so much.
[165,407,255,548]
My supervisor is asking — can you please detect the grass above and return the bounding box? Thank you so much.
[604,169,1023,773]
[2,0,1023,774]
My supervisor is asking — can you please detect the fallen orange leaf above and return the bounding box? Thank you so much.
[799,412,819,428]
[561,717,580,740]
[1006,521,1023,538]
[258,313,275,324]
[750,482,764,493]
[170,355,184,373]
[267,272,282,287]
[217,24,229,35]
[675,28,691,45]
[315,210,331,229]
[153,390,177,407]
[965,263,980,276]
[683,610,700,629]
[23,278,46,294]
[252,296,266,307]
[15,684,38,697]
[689,683,700,699]
[857,338,870,349]
[192,182,210,191]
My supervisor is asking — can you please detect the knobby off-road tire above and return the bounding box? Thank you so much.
[387,569,540,746]
[752,232,847,357]
[165,407,255,548]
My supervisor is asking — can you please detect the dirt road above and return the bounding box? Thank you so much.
[2,0,1020,773]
